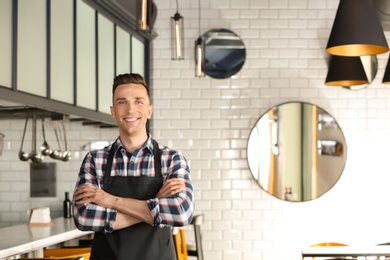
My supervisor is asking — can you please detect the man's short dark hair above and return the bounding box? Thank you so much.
[112,73,150,101]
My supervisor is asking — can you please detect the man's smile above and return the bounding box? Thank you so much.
[124,116,140,123]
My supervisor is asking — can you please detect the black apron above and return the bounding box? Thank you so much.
[90,140,177,260]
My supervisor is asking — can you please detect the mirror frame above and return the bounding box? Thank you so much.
[201,28,246,79]
[247,101,347,202]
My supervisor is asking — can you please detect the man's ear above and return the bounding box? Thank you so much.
[110,106,115,118]
[148,105,154,119]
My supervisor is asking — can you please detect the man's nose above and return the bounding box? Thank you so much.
[126,102,134,112]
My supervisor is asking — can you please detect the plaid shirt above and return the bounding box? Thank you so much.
[73,135,194,233]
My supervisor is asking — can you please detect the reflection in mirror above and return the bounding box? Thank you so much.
[342,55,378,90]
[325,55,377,90]
[247,102,347,202]
[201,28,246,79]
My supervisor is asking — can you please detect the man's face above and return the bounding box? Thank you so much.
[110,83,153,137]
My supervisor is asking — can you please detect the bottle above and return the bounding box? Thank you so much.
[63,192,72,218]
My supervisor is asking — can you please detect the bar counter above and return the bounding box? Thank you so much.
[0,217,93,259]
[302,245,390,259]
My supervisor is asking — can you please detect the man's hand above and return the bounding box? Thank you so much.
[156,178,186,198]
[74,184,116,208]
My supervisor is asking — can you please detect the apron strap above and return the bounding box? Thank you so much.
[104,139,162,180]
[152,139,162,176]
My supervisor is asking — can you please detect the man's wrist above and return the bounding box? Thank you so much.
[110,196,119,208]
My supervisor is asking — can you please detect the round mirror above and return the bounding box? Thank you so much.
[247,102,347,202]
[202,28,246,79]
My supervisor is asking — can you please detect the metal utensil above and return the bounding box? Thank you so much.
[40,118,51,156]
[61,120,71,162]
[30,115,44,163]
[18,116,30,161]
[0,133,4,156]
[50,123,64,160]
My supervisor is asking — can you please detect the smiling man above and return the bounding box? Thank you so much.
[72,73,194,260]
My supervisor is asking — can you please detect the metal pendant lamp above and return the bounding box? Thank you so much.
[326,0,389,56]
[194,0,204,77]
[136,0,152,31]
[325,55,369,87]
[195,37,204,77]
[171,0,184,60]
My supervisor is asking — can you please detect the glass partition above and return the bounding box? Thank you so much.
[0,0,12,88]
[17,0,46,96]
[132,36,145,76]
[50,0,74,103]
[98,14,115,114]
[76,0,96,110]
[116,26,131,76]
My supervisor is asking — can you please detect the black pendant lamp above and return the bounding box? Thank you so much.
[383,55,390,84]
[326,0,389,56]
[325,55,369,87]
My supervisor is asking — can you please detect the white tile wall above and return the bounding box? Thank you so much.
[1,0,390,259]
[151,0,390,259]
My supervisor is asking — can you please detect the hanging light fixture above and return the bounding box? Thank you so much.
[195,0,204,77]
[171,0,184,60]
[342,55,378,90]
[382,55,390,84]
[195,37,204,77]
[136,0,152,31]
[325,55,369,87]
[326,0,389,56]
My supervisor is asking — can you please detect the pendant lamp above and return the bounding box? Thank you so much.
[195,0,204,77]
[383,55,390,84]
[171,0,184,60]
[136,0,152,31]
[195,37,204,77]
[325,55,369,87]
[326,0,389,56]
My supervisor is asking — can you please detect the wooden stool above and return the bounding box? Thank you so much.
[187,214,204,260]
[173,227,188,260]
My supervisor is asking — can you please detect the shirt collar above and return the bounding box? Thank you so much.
[111,134,154,155]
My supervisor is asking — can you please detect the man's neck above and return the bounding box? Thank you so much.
[120,133,148,153]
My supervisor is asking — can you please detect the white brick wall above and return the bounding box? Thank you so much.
[1,0,390,259]
[151,0,390,259]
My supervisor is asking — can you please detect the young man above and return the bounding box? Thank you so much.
[73,73,194,260]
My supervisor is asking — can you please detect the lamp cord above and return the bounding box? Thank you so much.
[198,0,201,36]
[175,0,179,13]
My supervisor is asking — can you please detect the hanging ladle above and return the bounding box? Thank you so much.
[40,118,51,156]
[18,116,30,161]
[30,114,44,163]
[61,120,71,162]
[50,122,64,160]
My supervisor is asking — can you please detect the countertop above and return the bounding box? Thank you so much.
[302,245,390,258]
[0,217,93,259]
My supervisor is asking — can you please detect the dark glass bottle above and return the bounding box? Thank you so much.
[63,192,72,218]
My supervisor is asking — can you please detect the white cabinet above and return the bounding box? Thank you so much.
[0,0,148,118]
